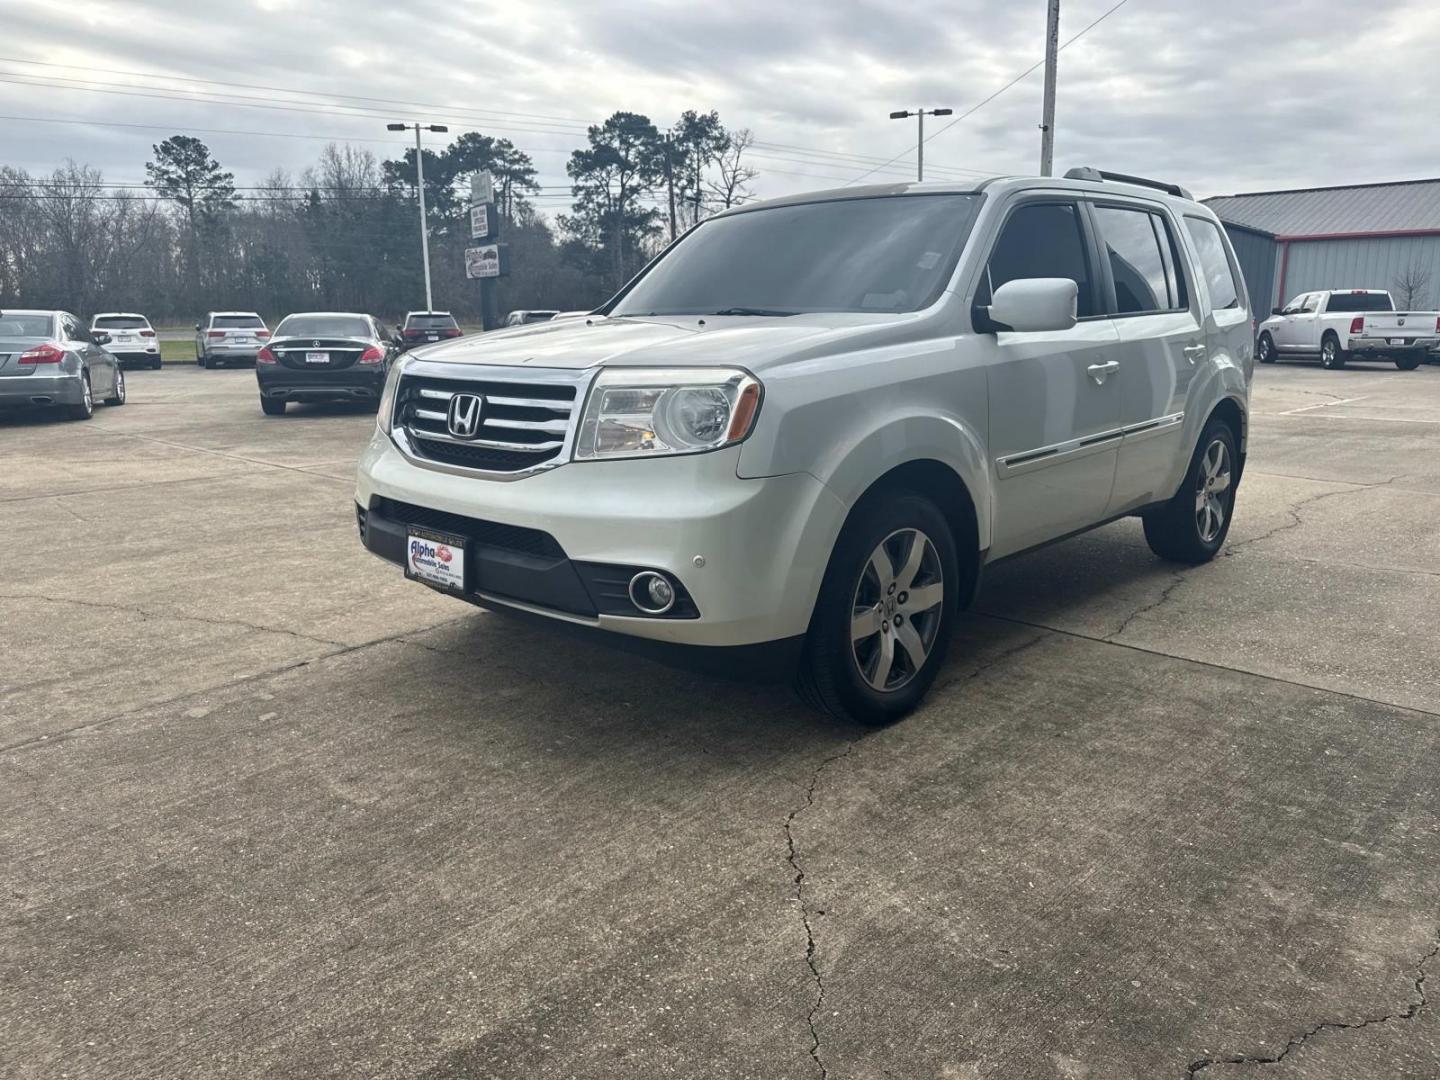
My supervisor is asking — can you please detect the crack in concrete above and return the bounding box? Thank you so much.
[1224,474,1407,556]
[1108,571,1187,641]
[931,630,1048,695]
[784,742,858,1079]
[1185,937,1440,1075]
[0,591,347,649]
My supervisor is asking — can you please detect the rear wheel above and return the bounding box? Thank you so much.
[64,373,94,421]
[1257,332,1277,364]
[796,491,961,726]
[152,357,163,370]
[103,367,125,406]
[260,396,286,416]
[1143,418,1238,564]
[1395,353,1423,371]
[1320,333,1347,369]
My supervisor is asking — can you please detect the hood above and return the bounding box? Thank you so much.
[402,313,910,372]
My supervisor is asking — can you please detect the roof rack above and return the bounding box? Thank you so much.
[1064,166,1193,201]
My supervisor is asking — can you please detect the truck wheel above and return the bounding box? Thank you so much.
[1320,333,1347,369]
[1257,332,1277,364]
[260,396,286,416]
[1395,353,1423,371]
[1143,417,1237,564]
[796,491,960,726]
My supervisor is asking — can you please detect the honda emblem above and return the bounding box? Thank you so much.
[447,393,485,438]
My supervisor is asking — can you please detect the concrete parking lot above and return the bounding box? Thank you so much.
[3,360,1440,1079]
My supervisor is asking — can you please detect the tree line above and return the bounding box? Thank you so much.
[0,109,756,324]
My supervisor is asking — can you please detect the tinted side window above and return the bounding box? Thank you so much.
[982,202,1095,317]
[1095,206,1171,314]
[1183,217,1241,310]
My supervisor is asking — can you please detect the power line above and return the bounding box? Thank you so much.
[847,0,1135,183]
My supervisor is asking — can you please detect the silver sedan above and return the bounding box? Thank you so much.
[0,309,126,421]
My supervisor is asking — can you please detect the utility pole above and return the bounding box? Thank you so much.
[386,121,449,311]
[888,108,953,181]
[1039,0,1061,176]
[664,135,678,242]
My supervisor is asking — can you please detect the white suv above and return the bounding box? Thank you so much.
[356,169,1254,725]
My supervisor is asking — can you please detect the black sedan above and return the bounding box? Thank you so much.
[255,312,396,415]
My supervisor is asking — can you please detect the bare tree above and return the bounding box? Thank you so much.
[706,128,758,212]
[1392,261,1434,310]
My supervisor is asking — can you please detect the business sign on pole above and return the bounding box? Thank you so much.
[465,244,502,280]
[469,202,492,240]
[470,171,494,206]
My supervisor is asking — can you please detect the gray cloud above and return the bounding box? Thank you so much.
[2,0,1435,207]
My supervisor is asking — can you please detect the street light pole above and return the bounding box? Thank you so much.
[1039,0,1061,176]
[386,121,449,312]
[888,108,954,182]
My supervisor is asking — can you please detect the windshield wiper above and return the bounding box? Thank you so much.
[705,307,800,317]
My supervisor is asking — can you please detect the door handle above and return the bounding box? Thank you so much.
[1183,343,1207,364]
[1086,360,1120,385]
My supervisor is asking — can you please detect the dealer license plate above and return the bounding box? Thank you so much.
[1390,337,1406,346]
[406,528,466,591]
[305,351,329,364]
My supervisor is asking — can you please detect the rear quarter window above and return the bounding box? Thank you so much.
[1183,217,1242,311]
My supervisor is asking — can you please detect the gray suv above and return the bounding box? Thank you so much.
[196,311,270,368]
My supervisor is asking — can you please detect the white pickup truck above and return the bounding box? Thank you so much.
[1256,288,1439,370]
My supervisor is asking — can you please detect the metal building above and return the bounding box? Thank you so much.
[1204,178,1440,312]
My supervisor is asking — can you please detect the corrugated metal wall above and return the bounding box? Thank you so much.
[1279,235,1440,310]
[1222,225,1278,313]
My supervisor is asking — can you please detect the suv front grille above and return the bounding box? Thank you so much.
[396,373,577,473]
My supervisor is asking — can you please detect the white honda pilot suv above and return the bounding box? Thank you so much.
[357,168,1253,725]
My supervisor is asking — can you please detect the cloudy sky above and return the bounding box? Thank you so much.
[3,0,1436,213]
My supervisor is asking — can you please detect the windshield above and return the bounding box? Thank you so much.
[406,314,457,329]
[276,315,371,338]
[213,314,265,329]
[94,316,149,329]
[611,194,983,317]
[0,314,55,337]
[1324,292,1394,313]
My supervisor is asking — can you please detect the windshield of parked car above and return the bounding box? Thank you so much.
[610,194,983,317]
[275,315,372,338]
[1324,293,1395,313]
[0,314,55,337]
[94,316,149,329]
[213,314,266,328]
[406,314,458,329]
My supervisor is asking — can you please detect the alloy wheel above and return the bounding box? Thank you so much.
[1194,439,1231,543]
[850,528,945,692]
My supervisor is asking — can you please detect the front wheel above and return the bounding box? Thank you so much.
[796,491,961,726]
[1143,418,1238,564]
[1320,334,1347,369]
[260,396,286,416]
[1257,333,1277,364]
[1395,353,1423,371]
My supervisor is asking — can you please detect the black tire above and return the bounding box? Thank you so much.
[260,396,286,416]
[102,367,125,406]
[64,373,94,421]
[1143,417,1239,564]
[1320,333,1347,369]
[1395,353,1423,371]
[1257,332,1277,364]
[152,357,163,370]
[795,490,963,726]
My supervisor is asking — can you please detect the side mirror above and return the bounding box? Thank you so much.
[1272,307,1284,316]
[984,278,1078,333]
[395,323,403,332]
[92,332,111,346]
[194,323,202,332]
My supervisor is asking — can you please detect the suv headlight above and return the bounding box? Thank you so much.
[574,367,762,461]
[376,355,411,434]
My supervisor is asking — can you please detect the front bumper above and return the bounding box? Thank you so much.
[258,365,385,401]
[0,371,86,407]
[1350,336,1440,353]
[355,432,848,647]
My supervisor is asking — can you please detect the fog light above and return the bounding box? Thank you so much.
[629,571,677,615]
